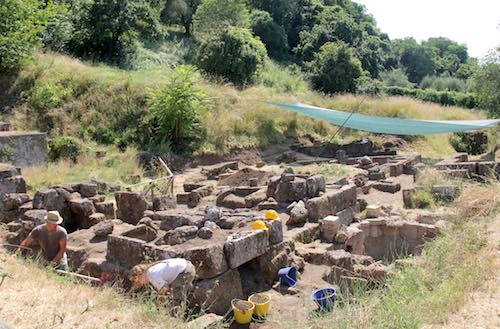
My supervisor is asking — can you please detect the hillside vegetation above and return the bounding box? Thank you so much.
[1,52,487,161]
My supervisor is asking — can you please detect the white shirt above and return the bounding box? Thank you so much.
[147,258,187,290]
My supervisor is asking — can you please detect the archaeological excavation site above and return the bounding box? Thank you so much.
[2,129,499,327]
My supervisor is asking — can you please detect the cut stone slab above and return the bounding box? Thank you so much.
[78,183,98,198]
[158,212,203,230]
[22,209,47,225]
[218,193,246,209]
[266,219,283,245]
[115,191,147,224]
[163,225,198,245]
[320,215,341,242]
[183,242,228,279]
[70,198,96,229]
[95,201,115,219]
[187,313,224,329]
[1,193,30,211]
[336,207,354,226]
[106,235,146,268]
[306,185,357,221]
[371,181,401,193]
[93,220,114,237]
[306,175,326,198]
[121,224,157,242]
[287,200,308,225]
[224,230,269,268]
[366,205,385,218]
[191,269,243,315]
[152,195,176,211]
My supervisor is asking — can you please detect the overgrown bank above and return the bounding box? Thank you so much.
[1,53,488,159]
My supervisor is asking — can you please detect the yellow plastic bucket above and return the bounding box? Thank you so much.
[248,293,271,318]
[231,299,255,324]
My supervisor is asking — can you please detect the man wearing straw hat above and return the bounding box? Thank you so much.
[19,210,69,271]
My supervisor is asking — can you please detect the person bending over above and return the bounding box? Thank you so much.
[130,258,196,306]
[19,210,68,271]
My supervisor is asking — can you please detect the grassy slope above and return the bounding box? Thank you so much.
[1,52,488,159]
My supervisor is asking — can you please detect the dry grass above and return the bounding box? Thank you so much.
[22,146,143,193]
[0,248,185,329]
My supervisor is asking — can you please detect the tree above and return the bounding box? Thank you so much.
[193,0,250,36]
[250,10,289,60]
[472,47,500,117]
[149,65,208,152]
[161,0,201,35]
[68,0,164,64]
[0,0,56,72]
[308,41,362,94]
[393,38,438,83]
[296,5,362,62]
[196,27,268,86]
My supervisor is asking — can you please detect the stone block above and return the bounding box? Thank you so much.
[274,178,307,203]
[176,192,191,204]
[187,314,224,329]
[1,193,30,211]
[78,183,98,198]
[183,243,228,279]
[88,212,106,226]
[184,183,205,192]
[372,181,401,193]
[158,212,203,230]
[152,195,176,211]
[202,161,239,179]
[320,215,341,242]
[389,162,404,177]
[366,205,385,218]
[70,198,96,229]
[287,200,308,225]
[189,185,214,207]
[95,201,115,219]
[306,175,326,198]
[122,224,157,242]
[89,195,106,204]
[224,230,269,268]
[244,189,267,208]
[336,207,354,226]
[115,191,147,224]
[431,185,460,202]
[93,220,114,237]
[218,193,246,209]
[257,198,278,210]
[306,185,357,221]
[106,235,146,268]
[33,189,64,210]
[191,269,243,315]
[402,188,416,208]
[22,209,47,225]
[163,225,198,245]
[266,219,283,245]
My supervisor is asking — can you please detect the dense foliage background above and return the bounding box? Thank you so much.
[0,0,498,157]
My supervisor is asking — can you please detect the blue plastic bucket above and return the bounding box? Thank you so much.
[278,267,297,287]
[311,288,336,310]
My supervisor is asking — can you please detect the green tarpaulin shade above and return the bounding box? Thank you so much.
[268,102,500,135]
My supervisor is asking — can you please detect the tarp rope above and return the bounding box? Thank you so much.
[266,102,500,135]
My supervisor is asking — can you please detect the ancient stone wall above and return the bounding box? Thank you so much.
[0,131,48,167]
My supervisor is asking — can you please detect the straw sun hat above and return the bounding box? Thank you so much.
[45,210,63,225]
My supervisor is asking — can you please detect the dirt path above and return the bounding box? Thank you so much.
[424,215,500,329]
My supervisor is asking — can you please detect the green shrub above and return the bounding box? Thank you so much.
[28,81,72,113]
[384,86,478,108]
[149,65,208,153]
[355,76,383,95]
[193,0,250,35]
[379,69,414,88]
[0,0,57,72]
[419,75,466,92]
[309,41,363,94]
[257,62,309,93]
[250,10,289,60]
[49,136,82,162]
[449,132,488,155]
[410,189,435,209]
[196,27,268,86]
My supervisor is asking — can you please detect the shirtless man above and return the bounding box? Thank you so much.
[19,210,68,270]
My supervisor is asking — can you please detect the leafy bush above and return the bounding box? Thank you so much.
[472,48,500,117]
[28,81,73,113]
[409,189,435,209]
[149,65,208,153]
[193,0,250,35]
[355,76,383,95]
[419,75,466,92]
[449,132,488,155]
[384,86,478,109]
[68,0,164,65]
[49,136,82,162]
[257,62,309,93]
[379,69,414,88]
[308,41,363,94]
[250,10,289,60]
[196,27,268,86]
[0,0,56,72]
